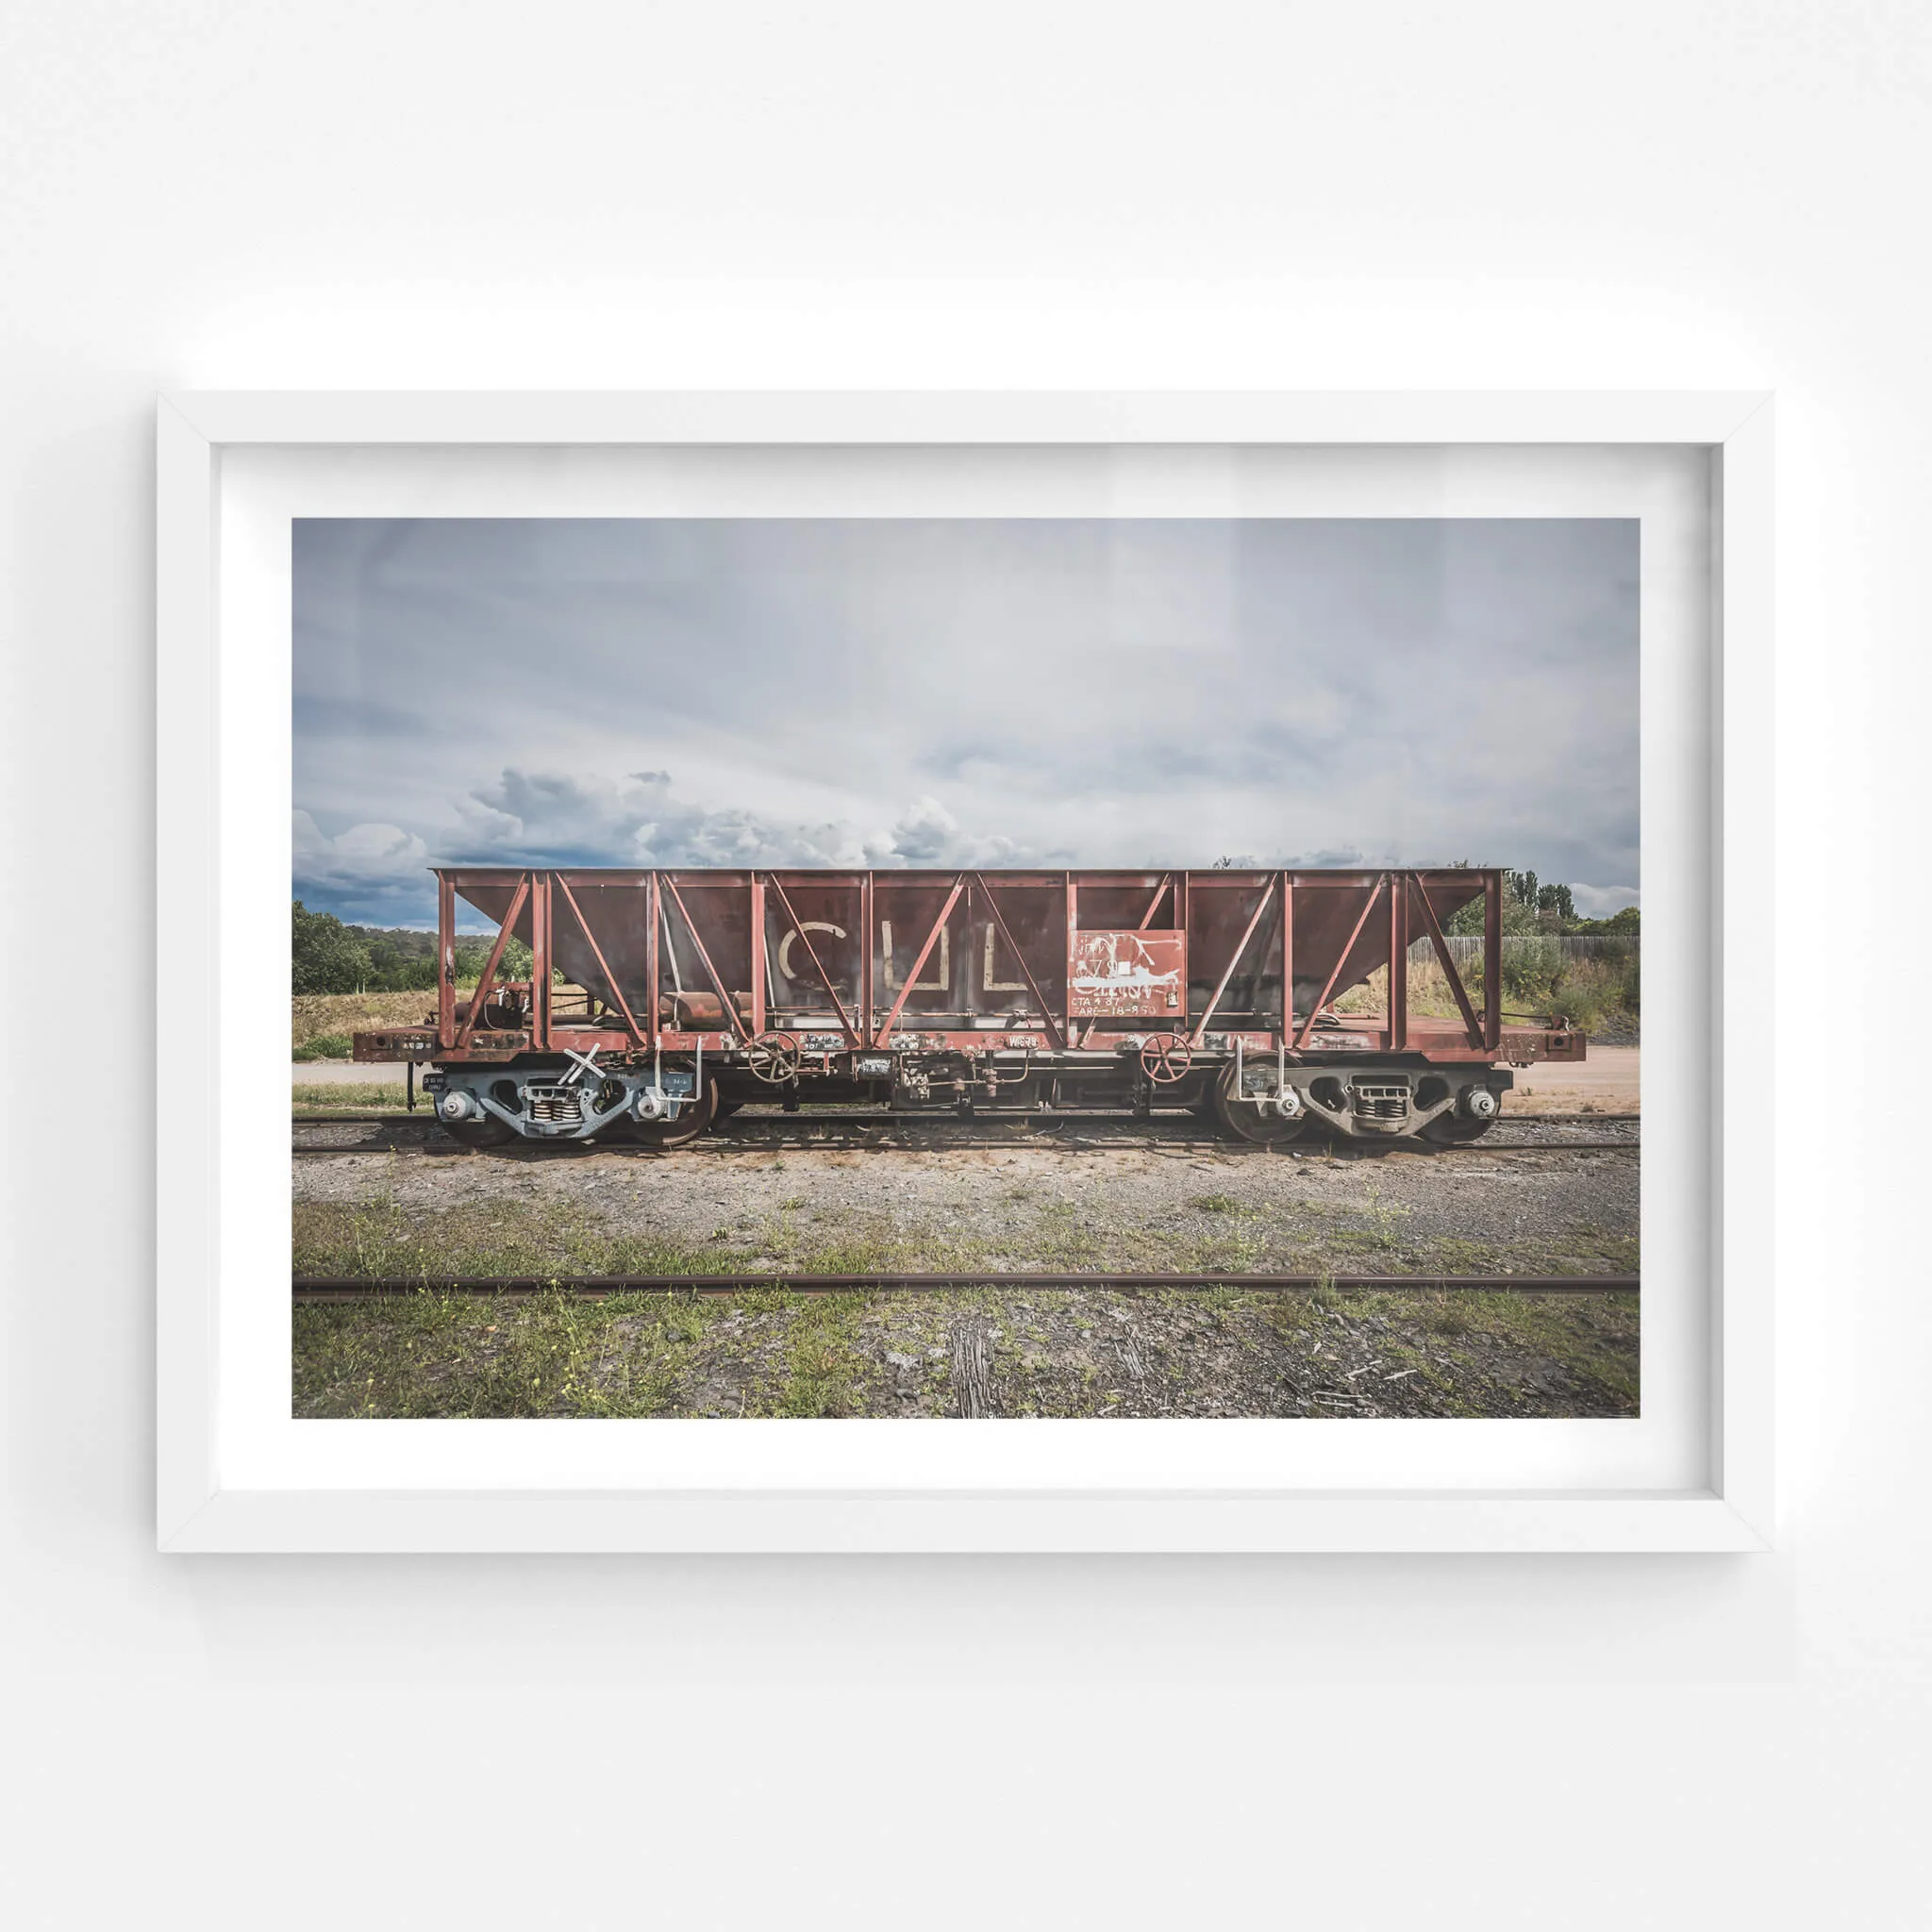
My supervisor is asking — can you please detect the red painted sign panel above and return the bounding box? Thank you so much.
[1068,930,1187,1019]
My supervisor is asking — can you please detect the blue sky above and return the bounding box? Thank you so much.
[293,517,1639,927]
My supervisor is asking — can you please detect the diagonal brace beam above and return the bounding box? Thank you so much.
[457,876,531,1051]
[765,874,859,1046]
[557,875,646,1045]
[662,877,749,1041]
[1136,874,1172,929]
[1411,875,1483,1050]
[1191,880,1275,1048]
[1295,876,1385,1049]
[874,878,964,1048]
[974,873,1065,1049]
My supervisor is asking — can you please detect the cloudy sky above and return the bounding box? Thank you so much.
[293,517,1639,928]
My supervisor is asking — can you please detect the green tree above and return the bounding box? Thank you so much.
[1444,867,1574,936]
[452,934,535,987]
[292,900,373,993]
[1574,904,1640,935]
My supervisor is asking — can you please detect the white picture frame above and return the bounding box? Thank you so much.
[157,391,1773,1554]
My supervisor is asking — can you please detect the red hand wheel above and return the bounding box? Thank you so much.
[1139,1033,1192,1083]
[745,1030,804,1083]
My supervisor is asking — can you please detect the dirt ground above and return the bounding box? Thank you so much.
[291,1109,1639,1418]
[293,1280,1639,1421]
[292,1124,1639,1279]
[293,1060,417,1085]
[1507,1045,1640,1112]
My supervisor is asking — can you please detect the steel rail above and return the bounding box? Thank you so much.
[293,1136,1638,1151]
[291,1115,1640,1156]
[292,1140,1640,1160]
[294,1271,1639,1303]
[292,1108,1639,1128]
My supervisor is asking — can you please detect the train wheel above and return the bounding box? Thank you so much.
[608,1081,721,1150]
[1421,1110,1497,1145]
[441,1114,517,1148]
[1210,1061,1311,1145]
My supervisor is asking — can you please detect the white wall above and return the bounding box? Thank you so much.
[3,4,1926,1924]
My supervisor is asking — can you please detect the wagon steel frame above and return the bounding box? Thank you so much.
[358,864,1572,1073]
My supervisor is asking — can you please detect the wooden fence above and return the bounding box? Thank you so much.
[1409,935,1639,969]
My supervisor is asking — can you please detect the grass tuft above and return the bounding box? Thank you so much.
[291,1033,354,1062]
[294,1276,1640,1420]
[292,1082,413,1110]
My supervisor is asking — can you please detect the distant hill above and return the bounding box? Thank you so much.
[341,923,439,958]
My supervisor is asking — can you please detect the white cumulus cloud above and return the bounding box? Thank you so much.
[292,811,431,914]
[1568,883,1641,918]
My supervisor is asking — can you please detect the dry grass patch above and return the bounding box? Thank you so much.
[292,991,435,1052]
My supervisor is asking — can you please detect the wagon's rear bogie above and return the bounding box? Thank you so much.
[354,865,1583,1145]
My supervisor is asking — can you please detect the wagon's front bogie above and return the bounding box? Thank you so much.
[422,1058,709,1144]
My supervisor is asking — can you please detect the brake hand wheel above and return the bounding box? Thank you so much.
[1139,1033,1193,1084]
[745,1030,803,1084]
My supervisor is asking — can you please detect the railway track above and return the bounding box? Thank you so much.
[293,1270,1640,1303]
[293,1108,1626,1126]
[291,1109,1640,1158]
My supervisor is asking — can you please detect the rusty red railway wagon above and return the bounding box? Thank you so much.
[352,866,1585,1147]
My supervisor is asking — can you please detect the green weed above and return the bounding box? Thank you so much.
[291,1083,413,1110]
[292,1033,354,1062]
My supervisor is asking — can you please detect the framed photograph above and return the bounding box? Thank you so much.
[157,391,1773,1552]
